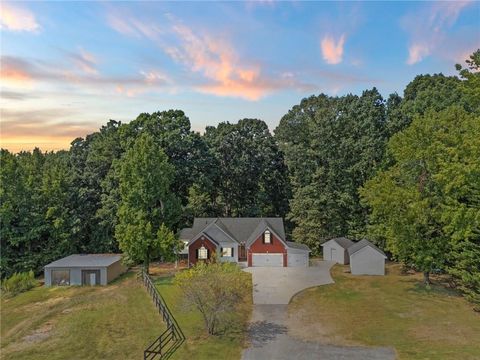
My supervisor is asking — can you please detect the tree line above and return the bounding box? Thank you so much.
[1,51,478,302]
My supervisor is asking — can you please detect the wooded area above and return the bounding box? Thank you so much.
[1,51,478,303]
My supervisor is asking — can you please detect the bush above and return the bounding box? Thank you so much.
[175,262,251,335]
[1,270,37,296]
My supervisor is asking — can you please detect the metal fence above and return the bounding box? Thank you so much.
[141,270,185,360]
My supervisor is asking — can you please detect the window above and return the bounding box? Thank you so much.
[264,230,271,244]
[198,246,208,259]
[51,270,70,286]
[221,247,233,257]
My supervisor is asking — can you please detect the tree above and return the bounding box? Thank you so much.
[115,134,180,273]
[175,262,251,335]
[361,107,480,289]
[456,49,480,114]
[276,89,389,252]
[196,118,290,218]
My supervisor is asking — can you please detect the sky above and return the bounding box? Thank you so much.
[1,1,479,152]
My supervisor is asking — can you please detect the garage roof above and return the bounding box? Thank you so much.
[348,239,386,258]
[44,254,122,268]
[322,237,354,249]
[286,241,310,252]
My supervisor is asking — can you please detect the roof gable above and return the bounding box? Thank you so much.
[181,217,286,244]
[321,237,354,249]
[348,239,386,258]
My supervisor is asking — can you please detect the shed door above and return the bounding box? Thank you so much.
[252,254,283,267]
[82,270,101,286]
[330,248,337,262]
[288,253,308,267]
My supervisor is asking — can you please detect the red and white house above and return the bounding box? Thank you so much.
[179,218,310,267]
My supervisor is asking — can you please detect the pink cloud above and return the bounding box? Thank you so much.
[0,2,39,32]
[107,13,314,100]
[321,34,345,65]
[403,1,473,65]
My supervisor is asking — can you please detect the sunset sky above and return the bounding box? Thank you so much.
[1,1,479,152]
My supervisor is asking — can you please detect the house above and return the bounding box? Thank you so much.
[179,218,310,267]
[44,254,127,286]
[348,239,387,275]
[321,237,354,264]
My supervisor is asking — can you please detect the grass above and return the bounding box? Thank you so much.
[288,263,480,360]
[1,272,165,360]
[153,272,252,360]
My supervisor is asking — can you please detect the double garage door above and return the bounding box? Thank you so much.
[251,252,309,267]
[252,254,283,267]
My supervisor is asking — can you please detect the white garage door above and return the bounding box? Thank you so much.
[252,254,283,267]
[288,253,309,267]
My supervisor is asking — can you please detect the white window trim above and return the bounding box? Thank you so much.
[221,247,233,257]
[264,230,271,244]
[198,246,208,259]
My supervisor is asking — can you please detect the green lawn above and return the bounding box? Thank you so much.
[288,263,480,360]
[1,272,164,360]
[153,274,252,360]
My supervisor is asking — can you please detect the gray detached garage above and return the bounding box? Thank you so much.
[321,237,354,264]
[348,239,387,275]
[44,254,127,286]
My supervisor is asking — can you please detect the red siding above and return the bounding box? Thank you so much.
[248,232,287,267]
[188,235,217,267]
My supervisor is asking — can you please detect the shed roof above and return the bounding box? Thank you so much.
[321,237,354,249]
[45,254,122,268]
[348,239,386,258]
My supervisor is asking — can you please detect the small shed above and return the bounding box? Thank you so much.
[44,254,127,286]
[321,237,354,264]
[348,240,387,276]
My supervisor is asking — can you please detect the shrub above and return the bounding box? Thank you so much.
[175,262,251,335]
[1,270,37,296]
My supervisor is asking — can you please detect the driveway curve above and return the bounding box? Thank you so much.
[243,260,335,305]
[242,261,396,360]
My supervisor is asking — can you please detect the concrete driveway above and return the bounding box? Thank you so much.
[242,261,396,360]
[243,260,335,305]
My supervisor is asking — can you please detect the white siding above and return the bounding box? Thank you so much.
[349,246,385,275]
[322,241,348,264]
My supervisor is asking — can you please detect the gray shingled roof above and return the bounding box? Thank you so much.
[348,239,386,257]
[286,241,310,252]
[181,218,286,244]
[44,254,122,268]
[321,237,354,249]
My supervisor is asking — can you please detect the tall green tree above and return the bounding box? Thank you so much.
[115,133,180,273]
[361,107,480,291]
[277,89,389,252]
[194,118,290,218]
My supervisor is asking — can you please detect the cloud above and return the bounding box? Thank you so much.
[0,108,99,152]
[402,1,474,65]
[107,12,315,100]
[66,48,99,75]
[0,55,169,96]
[0,2,39,32]
[321,34,345,65]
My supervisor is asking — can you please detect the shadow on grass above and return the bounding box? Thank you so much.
[405,280,461,297]
[248,320,288,347]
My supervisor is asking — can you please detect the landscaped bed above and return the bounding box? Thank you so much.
[1,272,164,360]
[153,272,252,360]
[288,263,480,360]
